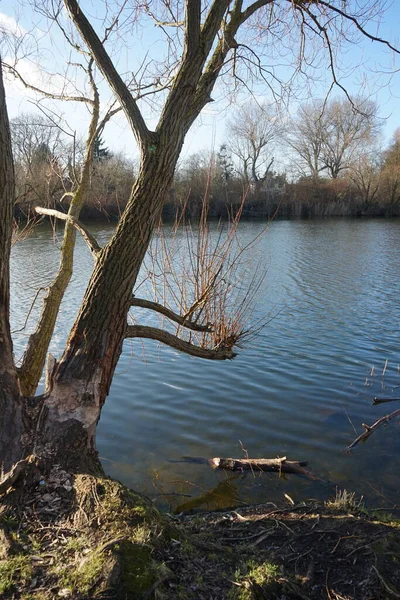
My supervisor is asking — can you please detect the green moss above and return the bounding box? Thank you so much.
[367,510,400,527]
[56,550,105,595]
[119,541,170,597]
[0,554,33,594]
[247,561,279,586]
[64,535,89,553]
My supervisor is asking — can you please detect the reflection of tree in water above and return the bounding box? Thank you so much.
[175,476,244,514]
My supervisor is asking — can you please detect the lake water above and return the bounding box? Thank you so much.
[10,219,400,512]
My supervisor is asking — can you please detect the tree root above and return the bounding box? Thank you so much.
[0,455,36,494]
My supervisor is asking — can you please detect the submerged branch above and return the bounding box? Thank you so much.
[130,297,212,332]
[34,207,101,257]
[346,408,400,452]
[125,325,236,360]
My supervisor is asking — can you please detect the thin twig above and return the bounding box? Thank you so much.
[372,565,400,599]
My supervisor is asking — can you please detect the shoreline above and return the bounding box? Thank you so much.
[1,471,399,599]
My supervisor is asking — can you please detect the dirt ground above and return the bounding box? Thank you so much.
[1,468,399,599]
[160,500,400,600]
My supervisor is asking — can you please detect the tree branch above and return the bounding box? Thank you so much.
[241,0,273,23]
[158,0,231,134]
[317,0,400,55]
[63,0,151,150]
[125,325,236,360]
[130,297,212,332]
[34,207,101,257]
[346,408,400,452]
[4,63,94,104]
[184,0,201,59]
[188,0,274,123]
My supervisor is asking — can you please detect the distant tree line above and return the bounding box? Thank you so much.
[12,98,400,221]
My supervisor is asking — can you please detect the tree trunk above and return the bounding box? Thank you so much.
[0,62,26,473]
[17,96,99,397]
[34,139,184,467]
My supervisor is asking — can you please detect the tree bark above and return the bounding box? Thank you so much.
[36,140,184,461]
[0,61,25,473]
[17,80,100,397]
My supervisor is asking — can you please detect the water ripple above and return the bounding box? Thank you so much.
[10,219,400,509]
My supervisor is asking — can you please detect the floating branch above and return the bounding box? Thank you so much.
[346,409,400,452]
[372,397,400,405]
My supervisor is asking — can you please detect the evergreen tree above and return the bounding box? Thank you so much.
[93,134,111,162]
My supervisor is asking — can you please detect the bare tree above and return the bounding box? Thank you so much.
[227,101,283,192]
[0,1,399,594]
[349,151,381,205]
[11,112,68,209]
[286,100,327,182]
[288,97,380,181]
[320,98,380,179]
[378,128,400,207]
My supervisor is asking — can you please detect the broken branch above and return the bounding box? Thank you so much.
[34,207,101,257]
[0,456,35,494]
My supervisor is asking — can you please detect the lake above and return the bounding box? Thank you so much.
[10,218,400,512]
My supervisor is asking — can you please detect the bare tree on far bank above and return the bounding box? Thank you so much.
[227,101,284,192]
[287,97,380,181]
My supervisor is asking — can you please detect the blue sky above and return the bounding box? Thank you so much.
[1,0,400,168]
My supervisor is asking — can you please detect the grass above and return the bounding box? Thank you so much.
[0,555,33,595]
[229,560,281,599]
[325,488,364,511]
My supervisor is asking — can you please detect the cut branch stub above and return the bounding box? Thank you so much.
[125,324,236,360]
[130,297,213,332]
[34,207,101,257]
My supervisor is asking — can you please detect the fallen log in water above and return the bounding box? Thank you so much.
[208,456,321,480]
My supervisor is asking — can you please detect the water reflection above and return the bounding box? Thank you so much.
[174,476,244,514]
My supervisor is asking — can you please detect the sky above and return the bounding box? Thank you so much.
[1,0,400,169]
